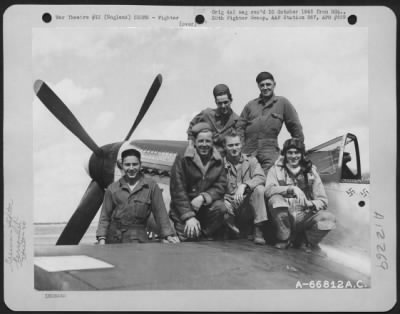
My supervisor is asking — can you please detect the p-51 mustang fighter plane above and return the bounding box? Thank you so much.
[33,75,370,290]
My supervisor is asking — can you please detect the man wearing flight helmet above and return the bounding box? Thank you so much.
[187,83,240,154]
[96,148,179,244]
[265,138,336,255]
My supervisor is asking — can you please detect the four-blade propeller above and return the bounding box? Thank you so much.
[34,75,163,245]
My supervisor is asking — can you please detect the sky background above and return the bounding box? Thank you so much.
[32,26,368,223]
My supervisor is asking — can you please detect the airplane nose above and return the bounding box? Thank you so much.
[86,142,124,189]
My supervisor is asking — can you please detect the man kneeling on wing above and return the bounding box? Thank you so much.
[265,138,336,255]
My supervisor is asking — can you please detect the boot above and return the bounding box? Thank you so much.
[274,240,290,249]
[247,224,254,241]
[253,224,266,245]
[199,230,215,241]
[224,213,240,236]
[304,243,327,257]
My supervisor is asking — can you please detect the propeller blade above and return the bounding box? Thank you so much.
[56,180,104,245]
[124,74,163,141]
[34,80,102,156]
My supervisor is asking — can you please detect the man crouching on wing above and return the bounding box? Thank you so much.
[222,130,268,245]
[265,139,336,255]
[96,148,179,244]
[169,122,228,241]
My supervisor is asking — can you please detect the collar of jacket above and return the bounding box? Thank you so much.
[275,156,314,180]
[119,174,149,192]
[275,156,285,167]
[257,94,277,108]
[214,107,233,119]
[212,108,238,129]
[224,153,248,168]
[184,145,222,161]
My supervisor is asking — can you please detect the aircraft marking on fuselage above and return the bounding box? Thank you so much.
[34,255,114,272]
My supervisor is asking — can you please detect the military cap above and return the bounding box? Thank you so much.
[256,71,275,84]
[121,148,141,162]
[191,122,213,137]
[213,84,231,97]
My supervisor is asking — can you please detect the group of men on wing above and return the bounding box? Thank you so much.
[96,71,336,255]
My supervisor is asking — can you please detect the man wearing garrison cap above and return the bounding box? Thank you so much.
[237,72,304,175]
[170,122,228,241]
[96,148,179,244]
[187,83,239,154]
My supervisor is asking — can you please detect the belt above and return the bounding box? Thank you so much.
[110,221,146,230]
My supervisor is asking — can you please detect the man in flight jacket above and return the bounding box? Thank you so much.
[169,122,228,241]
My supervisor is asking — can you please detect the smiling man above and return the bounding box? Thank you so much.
[96,148,179,244]
[187,84,239,154]
[265,139,336,255]
[170,122,228,241]
[223,130,268,244]
[237,72,304,174]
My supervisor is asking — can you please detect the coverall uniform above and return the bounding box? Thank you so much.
[96,175,175,243]
[265,158,336,246]
[169,146,228,241]
[237,95,304,174]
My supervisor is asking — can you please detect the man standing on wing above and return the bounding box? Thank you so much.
[187,84,239,154]
[265,139,336,255]
[169,122,228,241]
[237,71,304,175]
[96,148,179,244]
[223,130,268,245]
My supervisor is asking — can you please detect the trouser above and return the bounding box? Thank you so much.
[145,213,176,236]
[243,138,280,175]
[106,221,147,244]
[227,185,268,225]
[268,195,336,245]
[171,200,227,241]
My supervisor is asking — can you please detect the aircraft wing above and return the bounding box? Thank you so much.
[35,240,370,290]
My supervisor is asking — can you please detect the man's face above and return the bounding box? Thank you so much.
[286,148,302,167]
[215,94,231,116]
[122,155,141,179]
[194,131,213,157]
[224,136,242,159]
[258,79,275,98]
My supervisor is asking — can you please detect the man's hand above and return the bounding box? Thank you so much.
[310,200,326,212]
[234,184,247,204]
[162,235,180,243]
[305,200,314,209]
[288,186,307,201]
[191,195,205,211]
[184,217,201,239]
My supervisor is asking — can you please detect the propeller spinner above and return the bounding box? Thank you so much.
[34,75,163,245]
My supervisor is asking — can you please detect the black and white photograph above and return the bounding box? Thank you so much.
[3,5,397,311]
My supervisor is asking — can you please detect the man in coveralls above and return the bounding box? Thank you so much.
[237,72,304,175]
[222,130,268,244]
[170,122,228,241]
[265,138,336,255]
[187,84,240,154]
[96,148,179,244]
